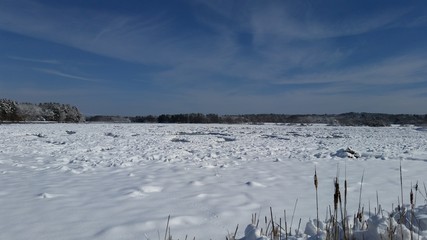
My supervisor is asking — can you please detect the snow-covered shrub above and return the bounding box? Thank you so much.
[0,99,20,121]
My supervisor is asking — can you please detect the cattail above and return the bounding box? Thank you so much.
[334,178,340,211]
[333,178,340,240]
[410,187,414,206]
[314,167,319,236]
[344,179,347,206]
[314,168,318,189]
[357,211,363,223]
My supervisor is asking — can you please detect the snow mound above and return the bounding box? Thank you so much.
[332,147,361,158]
[238,224,268,240]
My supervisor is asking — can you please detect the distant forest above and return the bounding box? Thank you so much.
[2,98,426,126]
[87,112,427,127]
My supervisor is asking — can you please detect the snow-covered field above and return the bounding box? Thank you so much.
[0,123,426,239]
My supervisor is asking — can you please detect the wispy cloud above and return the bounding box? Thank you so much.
[0,0,414,73]
[33,68,100,82]
[1,0,427,114]
[8,56,60,64]
[192,1,410,40]
[274,55,427,86]
[183,1,421,85]
[0,0,180,65]
[249,5,409,42]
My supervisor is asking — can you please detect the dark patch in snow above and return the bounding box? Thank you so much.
[33,133,47,138]
[46,141,66,145]
[415,127,427,132]
[287,132,312,137]
[261,134,290,140]
[218,137,236,142]
[177,131,231,137]
[105,132,119,138]
[171,138,190,143]
[318,132,349,139]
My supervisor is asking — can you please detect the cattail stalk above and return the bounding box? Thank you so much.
[410,185,414,240]
[334,177,340,240]
[290,198,298,236]
[164,215,170,240]
[358,170,365,216]
[284,210,288,240]
[343,163,349,240]
[234,224,239,240]
[399,161,405,240]
[270,207,275,239]
[314,166,319,236]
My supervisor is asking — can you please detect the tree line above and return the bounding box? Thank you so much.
[2,98,426,126]
[0,99,84,123]
[88,112,427,126]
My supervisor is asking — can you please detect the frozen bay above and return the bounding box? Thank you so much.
[0,123,426,239]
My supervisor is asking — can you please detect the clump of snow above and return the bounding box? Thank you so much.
[332,147,361,158]
[239,224,268,240]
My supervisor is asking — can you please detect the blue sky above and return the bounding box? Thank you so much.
[1,0,427,115]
